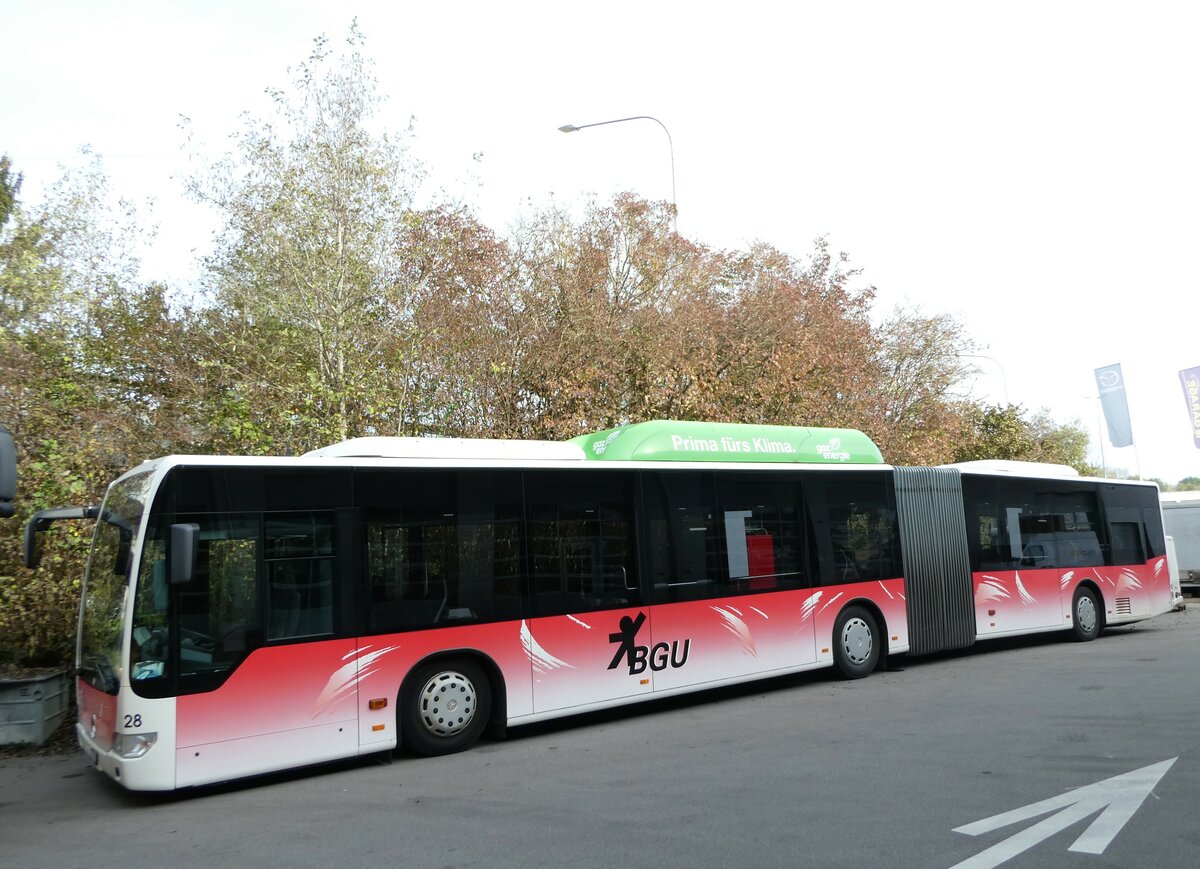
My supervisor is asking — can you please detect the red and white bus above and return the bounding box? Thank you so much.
[26,420,1173,791]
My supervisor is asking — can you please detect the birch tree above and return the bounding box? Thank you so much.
[189,24,423,449]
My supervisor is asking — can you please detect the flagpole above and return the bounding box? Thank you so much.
[1091,396,1108,478]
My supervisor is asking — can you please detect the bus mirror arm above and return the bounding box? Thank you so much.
[23,505,101,569]
[170,523,200,585]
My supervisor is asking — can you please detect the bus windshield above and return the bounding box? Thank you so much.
[78,470,156,695]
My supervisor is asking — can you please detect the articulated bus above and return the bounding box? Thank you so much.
[25,420,1173,791]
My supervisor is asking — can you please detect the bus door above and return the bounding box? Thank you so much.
[643,472,817,693]
[161,511,359,788]
[524,471,653,713]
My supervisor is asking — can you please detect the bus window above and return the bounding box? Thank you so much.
[264,512,335,639]
[176,515,262,694]
[998,481,1102,570]
[805,472,900,584]
[363,469,524,631]
[1108,522,1145,566]
[645,471,809,602]
[1101,483,1163,563]
[526,470,639,616]
[964,476,1104,571]
[644,472,719,603]
[715,473,807,593]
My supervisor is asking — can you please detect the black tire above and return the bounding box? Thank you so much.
[401,658,491,757]
[1070,586,1102,642]
[833,605,880,679]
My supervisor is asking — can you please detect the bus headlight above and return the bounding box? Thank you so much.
[114,732,158,758]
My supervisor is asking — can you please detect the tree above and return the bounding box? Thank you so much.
[862,307,975,464]
[0,154,156,665]
[188,24,424,452]
[954,403,1099,475]
[954,404,1033,462]
[497,194,713,437]
[1023,410,1097,473]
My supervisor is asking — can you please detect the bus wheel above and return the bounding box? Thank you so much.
[401,659,492,757]
[1071,586,1101,642]
[833,606,880,679]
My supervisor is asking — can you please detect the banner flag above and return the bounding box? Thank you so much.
[1094,363,1134,448]
[1181,366,1200,449]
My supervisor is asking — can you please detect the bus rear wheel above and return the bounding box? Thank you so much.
[833,606,880,679]
[1070,586,1102,642]
[401,658,492,757]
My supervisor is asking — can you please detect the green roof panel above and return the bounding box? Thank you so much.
[569,420,884,465]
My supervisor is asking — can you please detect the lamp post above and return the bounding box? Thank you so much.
[959,354,1010,405]
[558,115,677,232]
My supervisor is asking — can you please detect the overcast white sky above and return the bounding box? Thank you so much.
[5,0,1199,482]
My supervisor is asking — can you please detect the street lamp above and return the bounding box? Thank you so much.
[959,354,1010,405]
[558,115,677,231]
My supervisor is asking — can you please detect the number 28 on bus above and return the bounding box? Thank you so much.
[24,420,1173,791]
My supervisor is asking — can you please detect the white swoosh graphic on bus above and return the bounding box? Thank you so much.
[1117,569,1143,590]
[817,591,844,615]
[710,606,757,656]
[520,620,576,673]
[312,644,401,719]
[1015,574,1036,605]
[975,577,1011,603]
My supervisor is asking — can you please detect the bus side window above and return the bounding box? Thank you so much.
[1108,521,1145,566]
[264,512,335,640]
[361,469,524,632]
[526,470,639,616]
[806,472,900,585]
[715,473,807,593]
[644,471,720,604]
[1102,482,1162,565]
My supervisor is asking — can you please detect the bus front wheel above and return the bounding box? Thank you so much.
[833,606,880,679]
[401,658,492,757]
[1070,586,1102,642]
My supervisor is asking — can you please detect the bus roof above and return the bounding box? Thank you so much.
[1161,490,1200,505]
[945,459,1081,478]
[569,420,885,465]
[303,436,586,462]
[297,421,885,467]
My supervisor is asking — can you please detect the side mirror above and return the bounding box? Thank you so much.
[0,424,15,519]
[170,523,200,585]
[23,505,100,569]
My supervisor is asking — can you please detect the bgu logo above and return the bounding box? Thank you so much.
[607,612,691,675]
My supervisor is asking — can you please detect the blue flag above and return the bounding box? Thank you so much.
[1181,366,1200,450]
[1095,363,1134,448]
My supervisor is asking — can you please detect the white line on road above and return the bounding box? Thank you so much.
[949,757,1177,869]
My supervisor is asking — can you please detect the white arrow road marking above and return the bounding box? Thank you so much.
[949,758,1177,869]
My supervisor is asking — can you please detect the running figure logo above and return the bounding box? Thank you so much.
[607,612,691,674]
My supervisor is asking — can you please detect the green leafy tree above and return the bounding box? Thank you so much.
[955,403,1098,475]
[188,24,425,452]
[0,154,156,665]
